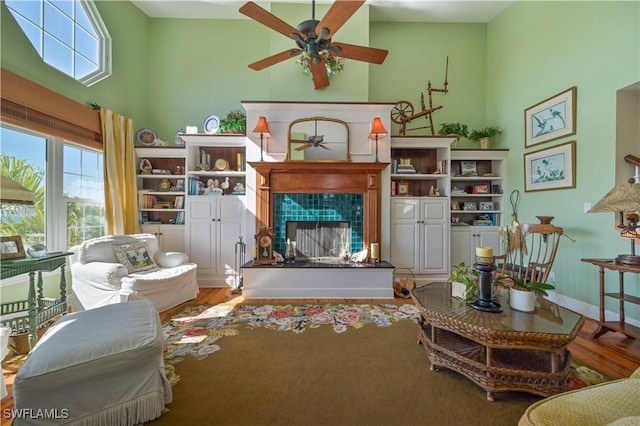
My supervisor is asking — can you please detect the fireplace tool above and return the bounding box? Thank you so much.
[233,236,246,294]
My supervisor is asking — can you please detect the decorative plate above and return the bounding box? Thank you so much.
[136,128,158,146]
[203,115,220,134]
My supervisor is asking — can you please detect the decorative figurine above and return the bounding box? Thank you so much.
[204,179,223,195]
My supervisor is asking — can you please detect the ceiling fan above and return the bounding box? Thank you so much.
[239,0,388,90]
[291,120,329,150]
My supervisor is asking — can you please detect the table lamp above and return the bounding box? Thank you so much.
[369,117,387,163]
[252,116,271,162]
[588,181,640,265]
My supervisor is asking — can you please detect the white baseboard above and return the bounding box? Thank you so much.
[545,291,640,329]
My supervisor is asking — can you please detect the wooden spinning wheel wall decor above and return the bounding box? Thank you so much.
[391,57,450,136]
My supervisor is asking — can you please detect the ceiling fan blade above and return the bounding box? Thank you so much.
[318,144,331,150]
[310,57,330,90]
[315,0,366,40]
[249,49,301,71]
[239,2,304,40]
[330,42,388,64]
[295,144,313,151]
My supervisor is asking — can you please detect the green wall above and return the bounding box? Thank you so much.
[487,1,640,316]
[370,22,487,139]
[0,1,150,124]
[2,1,639,321]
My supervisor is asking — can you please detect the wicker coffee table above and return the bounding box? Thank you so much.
[411,282,584,401]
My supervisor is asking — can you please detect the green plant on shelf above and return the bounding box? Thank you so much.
[218,110,246,134]
[468,126,503,142]
[437,122,469,141]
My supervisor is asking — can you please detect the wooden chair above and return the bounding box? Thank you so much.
[495,223,564,285]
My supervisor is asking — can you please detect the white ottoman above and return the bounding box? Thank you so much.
[13,300,172,425]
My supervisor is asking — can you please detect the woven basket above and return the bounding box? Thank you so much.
[393,268,416,299]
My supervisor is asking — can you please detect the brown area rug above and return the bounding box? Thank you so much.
[148,303,542,426]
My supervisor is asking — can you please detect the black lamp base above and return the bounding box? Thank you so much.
[471,299,503,312]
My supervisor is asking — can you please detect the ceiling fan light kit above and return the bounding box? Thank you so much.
[239,0,388,89]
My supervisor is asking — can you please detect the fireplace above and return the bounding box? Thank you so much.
[250,161,388,260]
[286,220,351,260]
[275,193,363,256]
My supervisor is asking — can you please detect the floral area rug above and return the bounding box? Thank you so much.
[567,360,609,391]
[162,303,420,365]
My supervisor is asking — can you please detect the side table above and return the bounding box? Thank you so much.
[1,251,71,349]
[581,258,640,340]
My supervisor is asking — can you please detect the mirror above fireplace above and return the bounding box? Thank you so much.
[287,116,350,162]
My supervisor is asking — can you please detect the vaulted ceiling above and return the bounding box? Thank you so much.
[130,1,513,23]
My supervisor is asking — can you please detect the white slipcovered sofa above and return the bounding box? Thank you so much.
[69,233,198,312]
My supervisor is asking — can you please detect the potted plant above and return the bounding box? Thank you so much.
[448,262,478,301]
[468,126,503,149]
[218,110,247,134]
[502,277,555,312]
[437,122,469,148]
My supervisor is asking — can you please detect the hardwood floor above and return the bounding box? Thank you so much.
[2,288,639,425]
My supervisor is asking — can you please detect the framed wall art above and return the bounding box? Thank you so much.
[0,235,26,260]
[524,86,576,148]
[524,141,576,192]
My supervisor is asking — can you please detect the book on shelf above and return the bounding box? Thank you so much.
[175,211,185,224]
[174,196,184,209]
[396,164,417,174]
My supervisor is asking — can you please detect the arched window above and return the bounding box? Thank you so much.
[6,0,111,86]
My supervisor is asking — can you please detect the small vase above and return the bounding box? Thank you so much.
[479,137,489,149]
[510,287,536,312]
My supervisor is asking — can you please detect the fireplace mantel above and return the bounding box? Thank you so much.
[249,161,389,248]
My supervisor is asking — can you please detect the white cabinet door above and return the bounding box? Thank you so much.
[390,199,420,270]
[450,227,472,267]
[186,196,246,286]
[187,198,217,274]
[391,198,447,275]
[140,224,185,253]
[450,226,501,267]
[420,199,448,274]
[216,197,246,283]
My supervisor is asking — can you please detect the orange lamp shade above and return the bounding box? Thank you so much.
[252,116,271,137]
[369,117,387,138]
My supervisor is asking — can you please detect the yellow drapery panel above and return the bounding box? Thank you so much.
[100,108,139,235]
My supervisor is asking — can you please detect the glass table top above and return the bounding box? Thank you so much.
[411,282,583,336]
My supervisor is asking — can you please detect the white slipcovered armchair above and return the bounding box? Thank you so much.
[69,234,198,313]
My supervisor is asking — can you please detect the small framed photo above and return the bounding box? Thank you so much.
[463,202,477,211]
[460,160,477,176]
[398,181,409,195]
[473,184,490,194]
[0,235,26,260]
[479,201,494,211]
[451,201,461,211]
